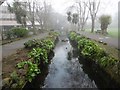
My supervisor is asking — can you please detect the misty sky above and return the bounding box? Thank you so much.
[52,0,119,17]
[3,0,119,17]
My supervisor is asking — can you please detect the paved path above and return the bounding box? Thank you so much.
[2,33,48,58]
[77,31,119,49]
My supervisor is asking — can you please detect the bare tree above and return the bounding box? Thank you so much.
[42,1,52,30]
[27,1,36,34]
[67,1,89,31]
[85,0,100,33]
[0,0,6,5]
[7,1,27,27]
[76,1,89,31]
[35,4,44,30]
[35,1,52,30]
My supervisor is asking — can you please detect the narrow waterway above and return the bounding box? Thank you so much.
[43,36,97,88]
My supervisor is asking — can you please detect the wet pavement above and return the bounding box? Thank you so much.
[2,33,48,58]
[43,36,97,88]
[77,31,119,49]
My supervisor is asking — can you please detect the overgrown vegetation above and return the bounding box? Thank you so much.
[17,61,40,82]
[11,27,28,38]
[2,31,59,89]
[69,31,120,84]
[4,27,28,40]
[28,48,48,64]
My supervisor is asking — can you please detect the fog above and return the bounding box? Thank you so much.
[2,0,119,29]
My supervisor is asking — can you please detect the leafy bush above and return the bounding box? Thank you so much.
[69,32,116,68]
[16,32,58,83]
[17,61,40,82]
[69,31,77,40]
[75,35,82,41]
[24,38,54,52]
[5,30,14,39]
[81,45,106,60]
[98,56,118,68]
[24,39,42,49]
[28,48,48,64]
[10,71,19,83]
[49,31,59,37]
[78,38,87,50]
[78,38,106,60]
[24,31,58,49]
[41,39,54,51]
[11,27,28,38]
[78,38,92,51]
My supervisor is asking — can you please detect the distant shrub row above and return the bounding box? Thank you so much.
[69,31,119,68]
[5,27,28,39]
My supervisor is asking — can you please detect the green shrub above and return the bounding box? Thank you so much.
[49,31,59,37]
[10,71,24,88]
[98,56,118,68]
[5,30,14,39]
[78,39,92,50]
[17,61,40,82]
[10,71,19,83]
[69,31,77,40]
[28,48,48,64]
[75,35,82,41]
[11,27,28,38]
[24,31,57,50]
[69,32,118,69]
[24,39,42,49]
[24,38,54,52]
[41,39,54,51]
[78,38,106,60]
[15,32,58,84]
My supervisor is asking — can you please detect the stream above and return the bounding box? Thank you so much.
[43,36,97,88]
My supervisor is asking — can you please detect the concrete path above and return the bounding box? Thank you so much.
[77,31,119,49]
[2,33,48,58]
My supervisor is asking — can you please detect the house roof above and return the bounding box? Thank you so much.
[0,20,21,26]
[0,20,40,26]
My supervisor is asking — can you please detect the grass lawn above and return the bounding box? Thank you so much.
[107,28,119,38]
[85,28,119,38]
[94,40,119,60]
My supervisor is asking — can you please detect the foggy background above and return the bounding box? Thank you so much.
[1,0,119,30]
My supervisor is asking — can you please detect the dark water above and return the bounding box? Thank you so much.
[43,36,97,88]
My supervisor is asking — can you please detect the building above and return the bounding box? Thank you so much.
[0,4,42,40]
[0,5,22,40]
[0,6,22,31]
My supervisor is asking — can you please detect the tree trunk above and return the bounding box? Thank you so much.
[81,22,85,31]
[91,18,94,33]
[102,29,104,34]
[78,23,80,31]
[32,2,37,35]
